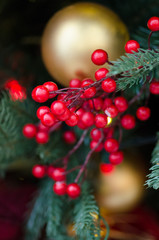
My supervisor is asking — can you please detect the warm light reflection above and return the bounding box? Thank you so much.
[4,78,27,101]
[107,117,112,125]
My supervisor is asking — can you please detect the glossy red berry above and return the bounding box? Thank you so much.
[43,81,58,98]
[84,86,96,98]
[65,113,79,126]
[114,96,128,112]
[53,182,67,195]
[69,78,81,88]
[100,163,114,174]
[95,68,109,81]
[105,127,114,138]
[76,108,85,118]
[63,130,76,144]
[32,165,45,178]
[81,78,94,87]
[147,16,159,31]
[41,112,56,127]
[136,106,151,121]
[102,98,113,110]
[121,114,136,129]
[51,168,66,181]
[149,81,159,94]
[23,123,37,138]
[102,78,116,93]
[67,183,81,199]
[35,131,49,144]
[90,128,102,141]
[90,140,103,152]
[38,123,50,132]
[36,106,50,119]
[105,105,118,118]
[89,98,103,111]
[95,114,107,128]
[32,85,49,103]
[57,108,71,121]
[77,120,88,130]
[91,49,108,65]
[125,40,140,53]
[109,151,124,165]
[47,165,55,178]
[51,100,67,116]
[104,138,119,153]
[81,112,94,127]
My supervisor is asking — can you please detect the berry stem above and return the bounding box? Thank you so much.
[74,131,104,183]
[107,60,114,66]
[128,84,146,106]
[65,165,81,174]
[148,31,153,50]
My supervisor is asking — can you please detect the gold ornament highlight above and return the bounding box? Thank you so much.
[41,2,129,86]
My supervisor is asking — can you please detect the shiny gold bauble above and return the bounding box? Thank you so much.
[41,2,129,86]
[96,151,146,213]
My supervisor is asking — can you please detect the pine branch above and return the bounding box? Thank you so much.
[73,182,100,240]
[25,179,65,240]
[146,132,159,189]
[109,49,159,90]
[0,92,36,167]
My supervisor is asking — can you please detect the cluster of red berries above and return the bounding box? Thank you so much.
[23,16,159,197]
[32,164,80,199]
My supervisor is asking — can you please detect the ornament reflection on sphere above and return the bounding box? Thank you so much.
[41,2,129,86]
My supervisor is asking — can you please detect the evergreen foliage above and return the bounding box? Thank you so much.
[146,133,159,189]
[110,49,159,90]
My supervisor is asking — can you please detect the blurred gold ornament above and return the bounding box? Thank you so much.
[41,2,129,86]
[96,151,146,213]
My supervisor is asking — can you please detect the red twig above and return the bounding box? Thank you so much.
[148,31,153,50]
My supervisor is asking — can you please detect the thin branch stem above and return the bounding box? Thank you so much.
[74,131,104,183]
[148,31,153,50]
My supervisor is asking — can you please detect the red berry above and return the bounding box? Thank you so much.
[114,96,128,112]
[76,108,85,118]
[90,128,102,141]
[65,113,79,126]
[35,131,49,144]
[147,16,159,31]
[57,108,71,121]
[90,140,103,152]
[63,130,76,144]
[95,68,109,81]
[53,182,67,195]
[77,120,88,130]
[32,85,49,103]
[109,151,124,165]
[150,81,159,94]
[81,112,94,127]
[105,127,114,138]
[32,165,45,178]
[100,163,114,174]
[38,123,50,132]
[41,112,56,127]
[104,138,119,153]
[51,100,67,116]
[102,78,116,93]
[67,183,81,199]
[105,105,118,118]
[125,40,140,53]
[81,78,94,87]
[121,114,136,129]
[69,79,81,88]
[136,106,151,121]
[43,81,58,98]
[84,86,96,98]
[89,98,103,111]
[23,123,37,138]
[47,165,55,178]
[91,49,108,65]
[36,106,50,119]
[95,114,107,128]
[51,168,66,181]
[102,98,113,110]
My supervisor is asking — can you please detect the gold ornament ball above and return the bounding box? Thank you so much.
[41,2,129,86]
[96,151,146,213]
